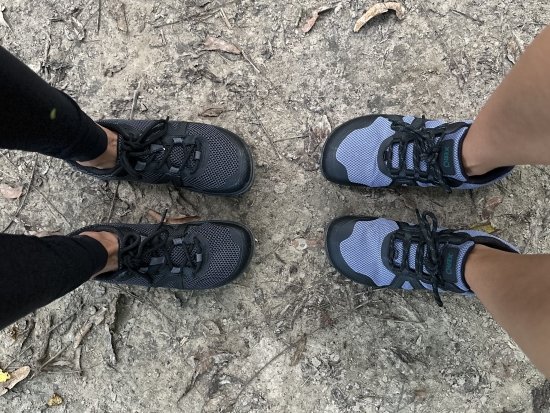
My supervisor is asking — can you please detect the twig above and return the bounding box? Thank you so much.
[105,182,120,223]
[229,342,295,410]
[219,8,232,28]
[248,106,282,159]
[73,307,108,349]
[451,9,484,24]
[2,154,39,233]
[97,0,102,34]
[241,50,261,74]
[130,80,142,120]
[106,81,141,223]
[109,285,177,324]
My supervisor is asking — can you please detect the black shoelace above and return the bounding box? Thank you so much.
[115,118,200,179]
[389,210,470,307]
[119,211,203,283]
[386,117,469,193]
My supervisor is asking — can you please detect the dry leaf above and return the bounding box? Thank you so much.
[0,183,23,200]
[203,36,241,55]
[147,210,200,225]
[27,229,61,238]
[0,366,31,396]
[301,6,332,33]
[47,393,63,407]
[354,2,406,32]
[199,107,226,118]
[0,370,10,383]
[471,223,497,234]
[290,336,307,366]
[482,196,503,220]
[0,5,12,30]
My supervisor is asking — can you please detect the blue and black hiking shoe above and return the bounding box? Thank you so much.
[321,115,513,192]
[73,217,254,290]
[325,210,517,305]
[69,118,254,196]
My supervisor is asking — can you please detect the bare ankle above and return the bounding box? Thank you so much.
[461,128,495,177]
[77,126,118,169]
[81,231,119,276]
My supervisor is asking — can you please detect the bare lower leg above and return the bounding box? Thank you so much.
[463,25,550,175]
[465,245,550,377]
[80,231,119,276]
[77,125,118,169]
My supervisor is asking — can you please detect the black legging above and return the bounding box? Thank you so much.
[0,46,109,329]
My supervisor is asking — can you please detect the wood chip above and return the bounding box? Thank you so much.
[0,183,23,200]
[353,2,406,32]
[203,36,241,55]
[301,6,332,33]
[0,366,31,396]
[147,210,200,225]
[47,393,63,407]
[471,223,497,234]
[199,107,226,118]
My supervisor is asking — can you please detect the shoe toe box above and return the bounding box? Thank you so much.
[186,123,254,195]
[184,222,254,289]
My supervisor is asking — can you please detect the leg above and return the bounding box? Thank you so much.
[465,245,550,378]
[0,231,117,329]
[0,46,117,166]
[463,25,550,175]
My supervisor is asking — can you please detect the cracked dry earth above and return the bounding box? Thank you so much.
[0,0,550,412]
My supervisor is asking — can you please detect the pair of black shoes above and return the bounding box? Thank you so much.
[71,118,254,290]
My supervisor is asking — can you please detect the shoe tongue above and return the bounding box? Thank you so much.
[437,126,470,182]
[438,242,473,289]
[170,240,199,267]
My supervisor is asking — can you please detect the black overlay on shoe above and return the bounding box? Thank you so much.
[382,116,470,192]
[385,210,472,307]
[118,211,203,284]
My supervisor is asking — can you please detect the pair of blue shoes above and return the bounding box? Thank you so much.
[322,115,518,306]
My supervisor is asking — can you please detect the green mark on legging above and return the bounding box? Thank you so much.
[50,108,57,120]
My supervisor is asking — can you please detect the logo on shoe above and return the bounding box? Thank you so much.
[439,140,456,175]
[445,253,454,276]
[442,147,452,169]
[442,248,459,281]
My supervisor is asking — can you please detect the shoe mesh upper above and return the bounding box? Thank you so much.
[335,116,486,189]
[95,222,243,290]
[184,123,240,191]
[339,218,488,293]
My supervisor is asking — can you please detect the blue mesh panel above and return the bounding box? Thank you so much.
[335,117,394,186]
[339,219,399,286]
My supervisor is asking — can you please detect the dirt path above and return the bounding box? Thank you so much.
[0,0,548,412]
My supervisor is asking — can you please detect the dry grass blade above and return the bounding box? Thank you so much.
[301,6,332,33]
[0,366,31,396]
[203,36,241,54]
[353,2,406,32]
[147,209,200,225]
[0,183,23,200]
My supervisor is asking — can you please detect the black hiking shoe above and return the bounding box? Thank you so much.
[73,217,254,290]
[69,118,254,196]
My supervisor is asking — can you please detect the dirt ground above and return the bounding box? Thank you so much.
[0,0,549,412]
